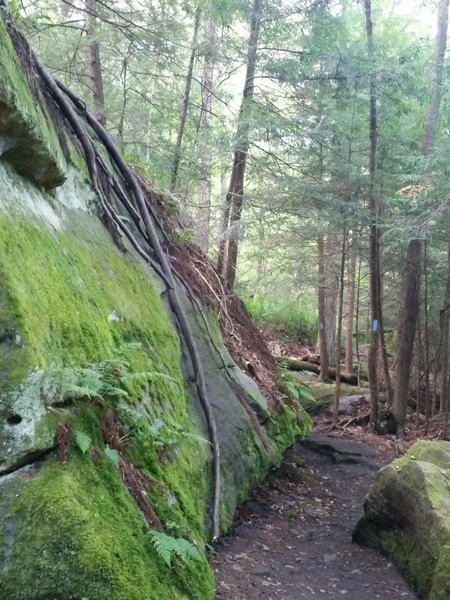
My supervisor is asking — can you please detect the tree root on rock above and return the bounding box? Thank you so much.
[8,21,221,539]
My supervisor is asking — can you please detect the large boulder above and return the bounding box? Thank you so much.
[354,441,450,599]
[0,14,304,600]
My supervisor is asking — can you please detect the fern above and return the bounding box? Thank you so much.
[74,430,92,455]
[149,530,203,567]
[104,445,120,468]
[280,372,316,403]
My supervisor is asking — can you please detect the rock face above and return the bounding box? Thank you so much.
[354,441,450,599]
[0,15,303,600]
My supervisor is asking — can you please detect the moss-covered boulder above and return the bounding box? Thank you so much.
[0,13,303,600]
[354,441,450,599]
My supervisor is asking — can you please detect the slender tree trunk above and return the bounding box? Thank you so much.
[393,239,421,433]
[377,283,394,403]
[440,242,450,414]
[423,241,431,432]
[416,314,422,426]
[433,309,445,417]
[318,233,329,382]
[196,13,217,252]
[333,230,348,426]
[440,312,449,413]
[324,233,339,367]
[117,44,132,153]
[423,0,450,156]
[355,253,362,386]
[364,0,380,430]
[345,240,357,375]
[170,7,201,191]
[217,0,262,286]
[85,0,106,127]
[423,0,450,420]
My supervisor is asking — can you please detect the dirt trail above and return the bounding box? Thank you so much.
[213,434,417,600]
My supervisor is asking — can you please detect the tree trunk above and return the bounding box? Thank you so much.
[424,240,431,433]
[424,0,450,418]
[170,6,201,191]
[345,239,357,375]
[117,43,132,153]
[422,0,450,155]
[333,230,348,426]
[439,242,450,414]
[85,0,106,127]
[274,358,361,386]
[393,239,421,433]
[355,252,362,386]
[217,0,263,286]
[364,0,381,430]
[324,233,339,367]
[195,13,217,252]
[377,263,394,403]
[318,233,329,382]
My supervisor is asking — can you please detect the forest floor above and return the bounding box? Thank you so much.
[213,425,418,600]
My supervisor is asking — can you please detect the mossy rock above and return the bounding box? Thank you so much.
[353,441,450,598]
[0,19,304,598]
[0,144,301,598]
[0,16,67,188]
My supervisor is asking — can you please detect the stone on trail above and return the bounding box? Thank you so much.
[301,432,380,469]
[353,440,450,599]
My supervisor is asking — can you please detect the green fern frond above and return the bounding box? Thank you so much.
[149,531,175,566]
[104,445,120,468]
[173,537,203,563]
[149,530,203,567]
[74,430,92,455]
[64,383,103,400]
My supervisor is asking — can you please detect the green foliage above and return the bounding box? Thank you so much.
[149,530,204,567]
[279,370,316,405]
[245,297,318,344]
[120,406,208,451]
[104,445,120,468]
[74,430,119,467]
[74,430,92,455]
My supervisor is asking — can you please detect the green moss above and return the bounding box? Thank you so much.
[431,545,450,600]
[267,404,302,460]
[379,529,434,597]
[0,149,301,599]
[0,214,180,391]
[0,16,66,187]
[0,208,216,597]
[0,454,213,600]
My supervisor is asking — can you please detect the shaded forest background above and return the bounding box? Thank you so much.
[13,0,450,433]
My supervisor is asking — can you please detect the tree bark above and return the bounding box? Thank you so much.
[195,12,217,252]
[422,0,450,156]
[324,233,339,367]
[274,358,361,386]
[345,239,357,375]
[85,0,106,127]
[439,242,450,414]
[364,0,381,430]
[333,230,348,426]
[424,240,431,433]
[170,6,201,192]
[317,233,329,382]
[217,0,262,287]
[393,239,421,433]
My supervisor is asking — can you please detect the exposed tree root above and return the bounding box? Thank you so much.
[8,21,221,539]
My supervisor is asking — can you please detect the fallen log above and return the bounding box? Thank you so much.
[274,357,361,386]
